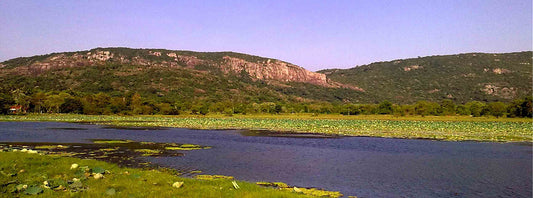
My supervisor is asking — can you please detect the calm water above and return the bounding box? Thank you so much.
[0,122,531,197]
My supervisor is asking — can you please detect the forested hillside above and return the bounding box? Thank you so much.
[0,48,531,117]
[320,51,532,103]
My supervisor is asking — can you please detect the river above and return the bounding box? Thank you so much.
[0,122,530,197]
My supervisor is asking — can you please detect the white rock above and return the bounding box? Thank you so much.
[93,173,104,179]
[172,181,183,188]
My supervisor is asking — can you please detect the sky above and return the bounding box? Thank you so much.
[0,0,531,71]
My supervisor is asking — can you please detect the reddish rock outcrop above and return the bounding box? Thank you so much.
[220,56,331,87]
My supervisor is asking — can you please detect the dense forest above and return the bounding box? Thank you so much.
[1,90,531,117]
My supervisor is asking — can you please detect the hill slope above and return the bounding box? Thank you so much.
[319,52,532,103]
[1,48,530,105]
[0,47,366,104]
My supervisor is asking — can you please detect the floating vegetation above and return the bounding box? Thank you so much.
[35,145,69,149]
[257,181,343,197]
[93,140,134,144]
[165,147,202,151]
[180,144,201,148]
[0,140,211,169]
[1,114,531,142]
[165,143,210,151]
[134,149,161,156]
[195,175,234,180]
[98,148,118,152]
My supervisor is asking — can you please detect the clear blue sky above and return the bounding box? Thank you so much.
[1,0,531,71]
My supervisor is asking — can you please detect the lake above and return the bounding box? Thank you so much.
[0,122,530,197]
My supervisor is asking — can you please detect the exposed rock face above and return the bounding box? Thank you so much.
[403,65,423,71]
[220,56,330,86]
[492,68,511,74]
[87,51,113,61]
[482,84,517,99]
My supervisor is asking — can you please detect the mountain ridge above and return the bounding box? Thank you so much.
[319,51,532,103]
[0,47,530,104]
[0,47,338,87]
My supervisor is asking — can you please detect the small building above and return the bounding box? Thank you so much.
[9,105,27,114]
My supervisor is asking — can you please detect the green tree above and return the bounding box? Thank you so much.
[487,102,506,118]
[12,89,30,111]
[377,100,393,114]
[131,93,143,115]
[440,99,456,116]
[414,101,433,116]
[465,101,486,117]
[155,103,172,115]
[44,94,65,113]
[60,98,83,114]
[31,92,47,113]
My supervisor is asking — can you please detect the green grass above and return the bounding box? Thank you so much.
[0,151,314,198]
[0,114,531,142]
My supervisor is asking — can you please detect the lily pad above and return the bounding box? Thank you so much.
[24,186,43,195]
[93,140,133,144]
[165,147,202,151]
[69,181,83,189]
[92,167,105,174]
[105,188,116,195]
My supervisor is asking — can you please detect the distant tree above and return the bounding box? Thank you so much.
[82,95,98,115]
[465,101,486,117]
[487,102,506,118]
[60,98,83,114]
[340,104,361,115]
[440,99,456,116]
[377,100,393,114]
[414,101,435,116]
[274,104,283,114]
[507,98,524,118]
[31,92,47,113]
[130,93,143,115]
[0,95,10,114]
[259,102,276,113]
[155,103,172,115]
[223,108,234,116]
[456,105,470,115]
[522,96,533,118]
[43,94,65,113]
[199,105,209,115]
[109,97,128,114]
[12,89,30,111]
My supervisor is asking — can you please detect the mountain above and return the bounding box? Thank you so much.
[0,47,366,104]
[0,48,530,105]
[319,51,532,103]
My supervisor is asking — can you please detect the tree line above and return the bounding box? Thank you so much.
[0,90,531,118]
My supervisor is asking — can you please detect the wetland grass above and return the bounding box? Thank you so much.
[0,151,318,198]
[0,114,530,142]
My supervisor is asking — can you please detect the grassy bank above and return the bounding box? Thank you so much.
[0,114,531,142]
[0,151,318,197]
